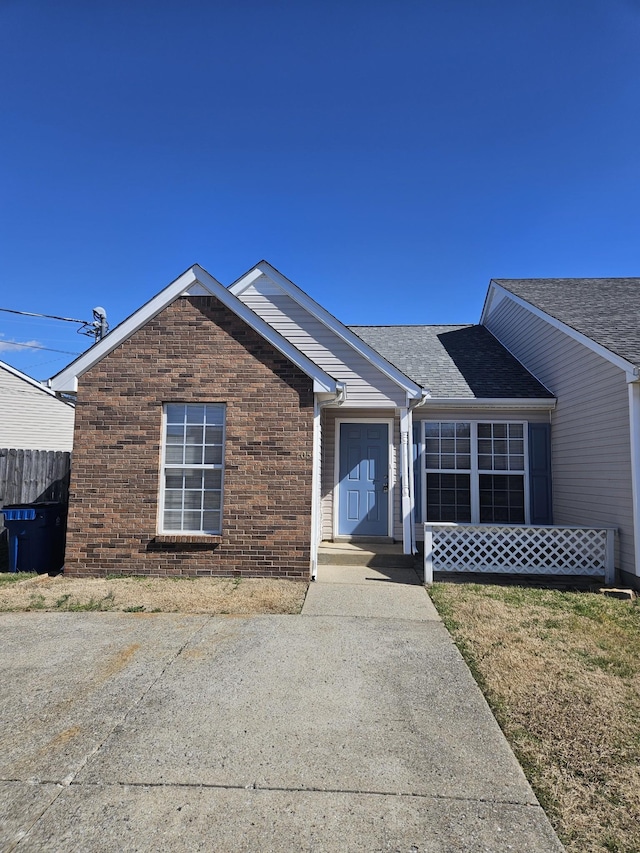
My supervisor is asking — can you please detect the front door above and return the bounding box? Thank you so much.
[338,422,389,536]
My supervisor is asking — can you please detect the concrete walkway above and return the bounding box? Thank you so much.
[0,570,564,852]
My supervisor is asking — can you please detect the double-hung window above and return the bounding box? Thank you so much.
[161,403,225,534]
[424,421,527,524]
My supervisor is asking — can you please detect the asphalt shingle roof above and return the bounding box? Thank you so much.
[349,324,553,399]
[493,278,640,368]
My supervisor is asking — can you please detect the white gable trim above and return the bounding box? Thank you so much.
[49,265,337,394]
[1,360,73,405]
[230,261,425,399]
[482,282,639,380]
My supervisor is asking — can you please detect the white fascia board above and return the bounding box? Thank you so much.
[49,265,337,395]
[191,265,336,393]
[230,261,424,400]
[1,360,73,404]
[228,267,263,294]
[49,267,202,393]
[420,397,556,410]
[482,281,639,380]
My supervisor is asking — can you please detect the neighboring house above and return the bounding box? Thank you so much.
[0,360,74,451]
[482,278,640,589]
[48,264,639,589]
[0,360,74,533]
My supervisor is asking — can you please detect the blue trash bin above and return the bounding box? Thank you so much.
[1,503,66,574]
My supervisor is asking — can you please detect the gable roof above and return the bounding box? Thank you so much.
[48,265,338,395]
[349,325,554,400]
[230,261,424,401]
[489,278,640,370]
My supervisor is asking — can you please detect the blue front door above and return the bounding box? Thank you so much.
[338,423,389,536]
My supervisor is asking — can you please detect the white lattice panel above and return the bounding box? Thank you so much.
[424,524,616,581]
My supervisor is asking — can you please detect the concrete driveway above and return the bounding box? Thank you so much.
[0,569,563,852]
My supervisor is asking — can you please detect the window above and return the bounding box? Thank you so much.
[161,403,225,534]
[423,421,527,524]
[477,423,525,523]
[425,422,471,522]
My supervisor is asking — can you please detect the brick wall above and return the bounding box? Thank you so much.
[65,295,314,578]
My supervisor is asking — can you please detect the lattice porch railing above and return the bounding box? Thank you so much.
[423,523,616,585]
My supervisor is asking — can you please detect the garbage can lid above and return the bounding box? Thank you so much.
[2,508,37,521]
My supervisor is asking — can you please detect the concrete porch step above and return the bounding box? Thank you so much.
[318,541,417,569]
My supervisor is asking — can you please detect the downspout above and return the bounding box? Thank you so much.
[310,383,345,580]
[400,391,429,556]
[399,408,412,555]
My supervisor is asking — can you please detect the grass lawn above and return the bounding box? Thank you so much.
[429,582,640,853]
[0,573,307,614]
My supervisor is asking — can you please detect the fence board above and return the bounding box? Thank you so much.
[0,448,71,531]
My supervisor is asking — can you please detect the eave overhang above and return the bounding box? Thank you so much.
[482,280,640,382]
[230,261,425,400]
[48,265,338,395]
[419,397,557,410]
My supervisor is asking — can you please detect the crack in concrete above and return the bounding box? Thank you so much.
[1,776,543,810]
[8,617,210,852]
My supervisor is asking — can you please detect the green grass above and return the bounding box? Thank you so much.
[0,572,37,586]
[53,591,116,612]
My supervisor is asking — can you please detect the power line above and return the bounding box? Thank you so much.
[0,341,81,355]
[0,306,89,323]
[0,304,109,342]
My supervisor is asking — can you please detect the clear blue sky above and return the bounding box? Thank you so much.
[2,0,640,379]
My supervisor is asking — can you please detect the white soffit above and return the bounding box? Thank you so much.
[49,265,337,395]
[230,261,424,398]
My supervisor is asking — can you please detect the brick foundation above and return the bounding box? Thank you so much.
[64,295,314,578]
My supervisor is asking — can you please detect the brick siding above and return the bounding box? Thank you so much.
[64,296,314,578]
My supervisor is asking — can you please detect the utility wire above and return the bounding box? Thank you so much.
[0,341,81,355]
[0,304,108,342]
[0,306,89,324]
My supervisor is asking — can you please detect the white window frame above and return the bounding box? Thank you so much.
[420,420,530,525]
[158,403,226,535]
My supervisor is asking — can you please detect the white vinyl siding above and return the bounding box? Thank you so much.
[0,365,75,451]
[237,277,407,407]
[484,295,635,575]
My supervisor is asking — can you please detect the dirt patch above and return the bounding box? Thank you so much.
[0,574,307,615]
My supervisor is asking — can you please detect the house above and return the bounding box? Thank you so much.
[0,360,74,546]
[481,278,640,589]
[0,360,74,452]
[47,264,639,589]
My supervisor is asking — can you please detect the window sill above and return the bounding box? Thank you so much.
[154,534,222,545]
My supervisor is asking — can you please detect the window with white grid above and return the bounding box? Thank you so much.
[161,403,225,534]
[425,422,472,522]
[423,421,527,524]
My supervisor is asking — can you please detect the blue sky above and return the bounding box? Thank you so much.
[1,0,640,379]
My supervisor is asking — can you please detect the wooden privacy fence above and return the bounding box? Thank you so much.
[424,522,616,585]
[0,449,71,530]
